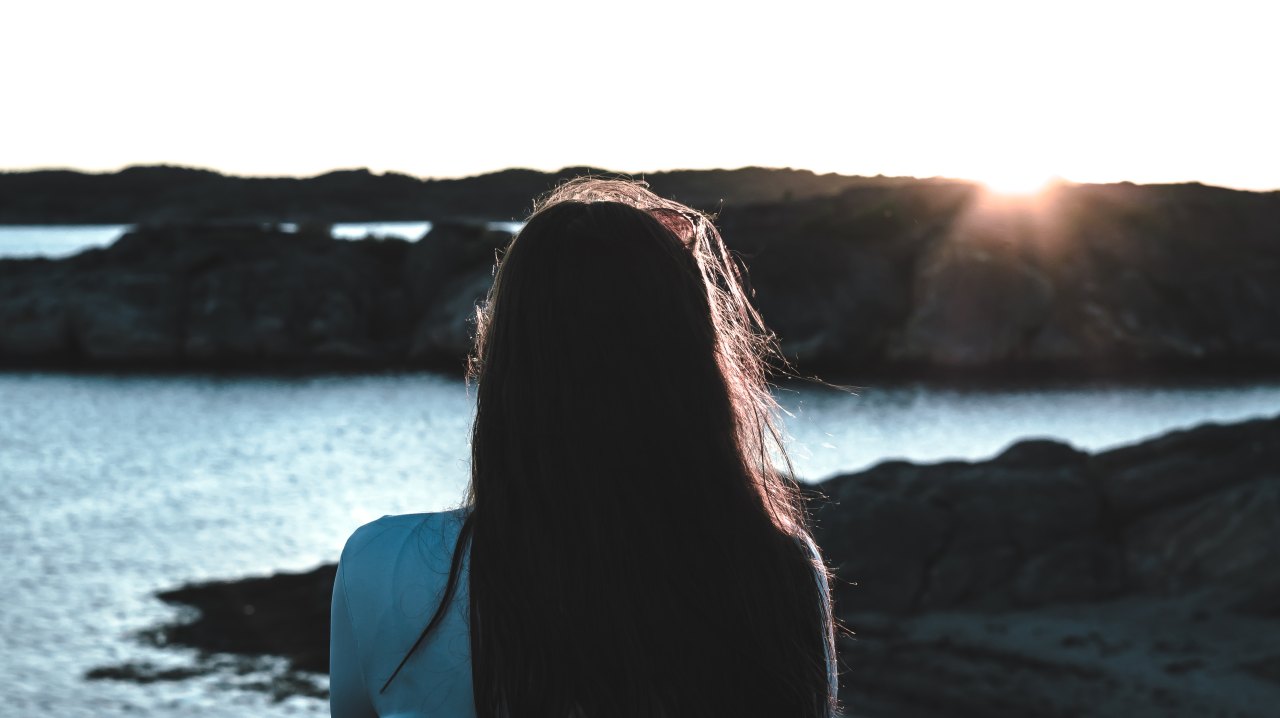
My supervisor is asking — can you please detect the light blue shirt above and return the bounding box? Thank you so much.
[331,510,474,718]
[330,509,836,717]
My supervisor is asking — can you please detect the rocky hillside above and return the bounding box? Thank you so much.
[0,165,892,224]
[719,180,1280,373]
[811,415,1280,717]
[0,221,502,369]
[2,177,1278,376]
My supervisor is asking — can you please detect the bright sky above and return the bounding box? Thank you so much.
[3,0,1277,190]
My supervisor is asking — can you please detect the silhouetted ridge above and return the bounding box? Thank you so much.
[0,165,893,224]
[2,174,1278,375]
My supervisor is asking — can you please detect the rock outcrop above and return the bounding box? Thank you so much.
[0,221,508,369]
[3,178,1279,376]
[0,165,885,224]
[718,181,1280,374]
[811,416,1280,717]
[97,415,1280,716]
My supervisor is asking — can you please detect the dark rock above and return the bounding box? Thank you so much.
[717,181,1280,376]
[718,182,960,368]
[150,564,336,674]
[813,416,1280,614]
[401,220,506,363]
[0,165,886,224]
[1094,418,1280,516]
[86,662,207,684]
[4,175,1280,377]
[1124,477,1280,595]
[994,439,1089,468]
[0,222,502,370]
[0,293,71,357]
[814,415,1280,716]
[815,444,1108,613]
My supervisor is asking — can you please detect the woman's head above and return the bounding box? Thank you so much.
[469,178,803,531]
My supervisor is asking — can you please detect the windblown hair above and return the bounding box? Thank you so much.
[389,178,836,716]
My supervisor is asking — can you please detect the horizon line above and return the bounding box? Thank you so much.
[2,162,1277,195]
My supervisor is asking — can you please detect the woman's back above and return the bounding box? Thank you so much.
[330,179,838,717]
[331,510,836,717]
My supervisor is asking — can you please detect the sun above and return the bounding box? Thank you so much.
[979,170,1057,196]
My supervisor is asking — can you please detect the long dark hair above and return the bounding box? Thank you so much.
[387,178,836,716]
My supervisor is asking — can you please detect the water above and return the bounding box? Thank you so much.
[1,371,1277,716]
[328,221,433,242]
[0,225,130,258]
[0,373,475,717]
[0,222,436,259]
[777,380,1280,480]
[0,222,533,259]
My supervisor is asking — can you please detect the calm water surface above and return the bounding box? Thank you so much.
[0,222,435,259]
[2,373,1278,716]
[0,221,527,259]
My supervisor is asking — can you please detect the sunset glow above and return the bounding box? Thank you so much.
[2,1,1277,190]
[979,172,1056,197]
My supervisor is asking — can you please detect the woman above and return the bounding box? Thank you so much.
[330,178,838,717]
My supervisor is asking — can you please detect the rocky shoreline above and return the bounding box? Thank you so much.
[810,414,1280,717]
[3,176,1280,377]
[94,414,1280,717]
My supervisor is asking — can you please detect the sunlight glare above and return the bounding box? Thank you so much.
[980,171,1055,196]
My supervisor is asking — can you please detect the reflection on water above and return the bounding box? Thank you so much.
[778,380,1280,480]
[0,223,437,259]
[0,221,528,259]
[328,221,432,241]
[0,225,130,258]
[0,372,1277,716]
[0,373,471,717]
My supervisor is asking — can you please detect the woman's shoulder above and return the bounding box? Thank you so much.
[332,508,474,717]
[338,508,469,585]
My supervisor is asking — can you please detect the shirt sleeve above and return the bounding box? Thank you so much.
[330,560,378,718]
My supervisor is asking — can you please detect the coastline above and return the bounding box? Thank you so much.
[5,183,1280,379]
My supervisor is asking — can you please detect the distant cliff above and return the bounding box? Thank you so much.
[0,165,896,224]
[1,174,1278,376]
[719,179,1280,374]
[0,221,496,369]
